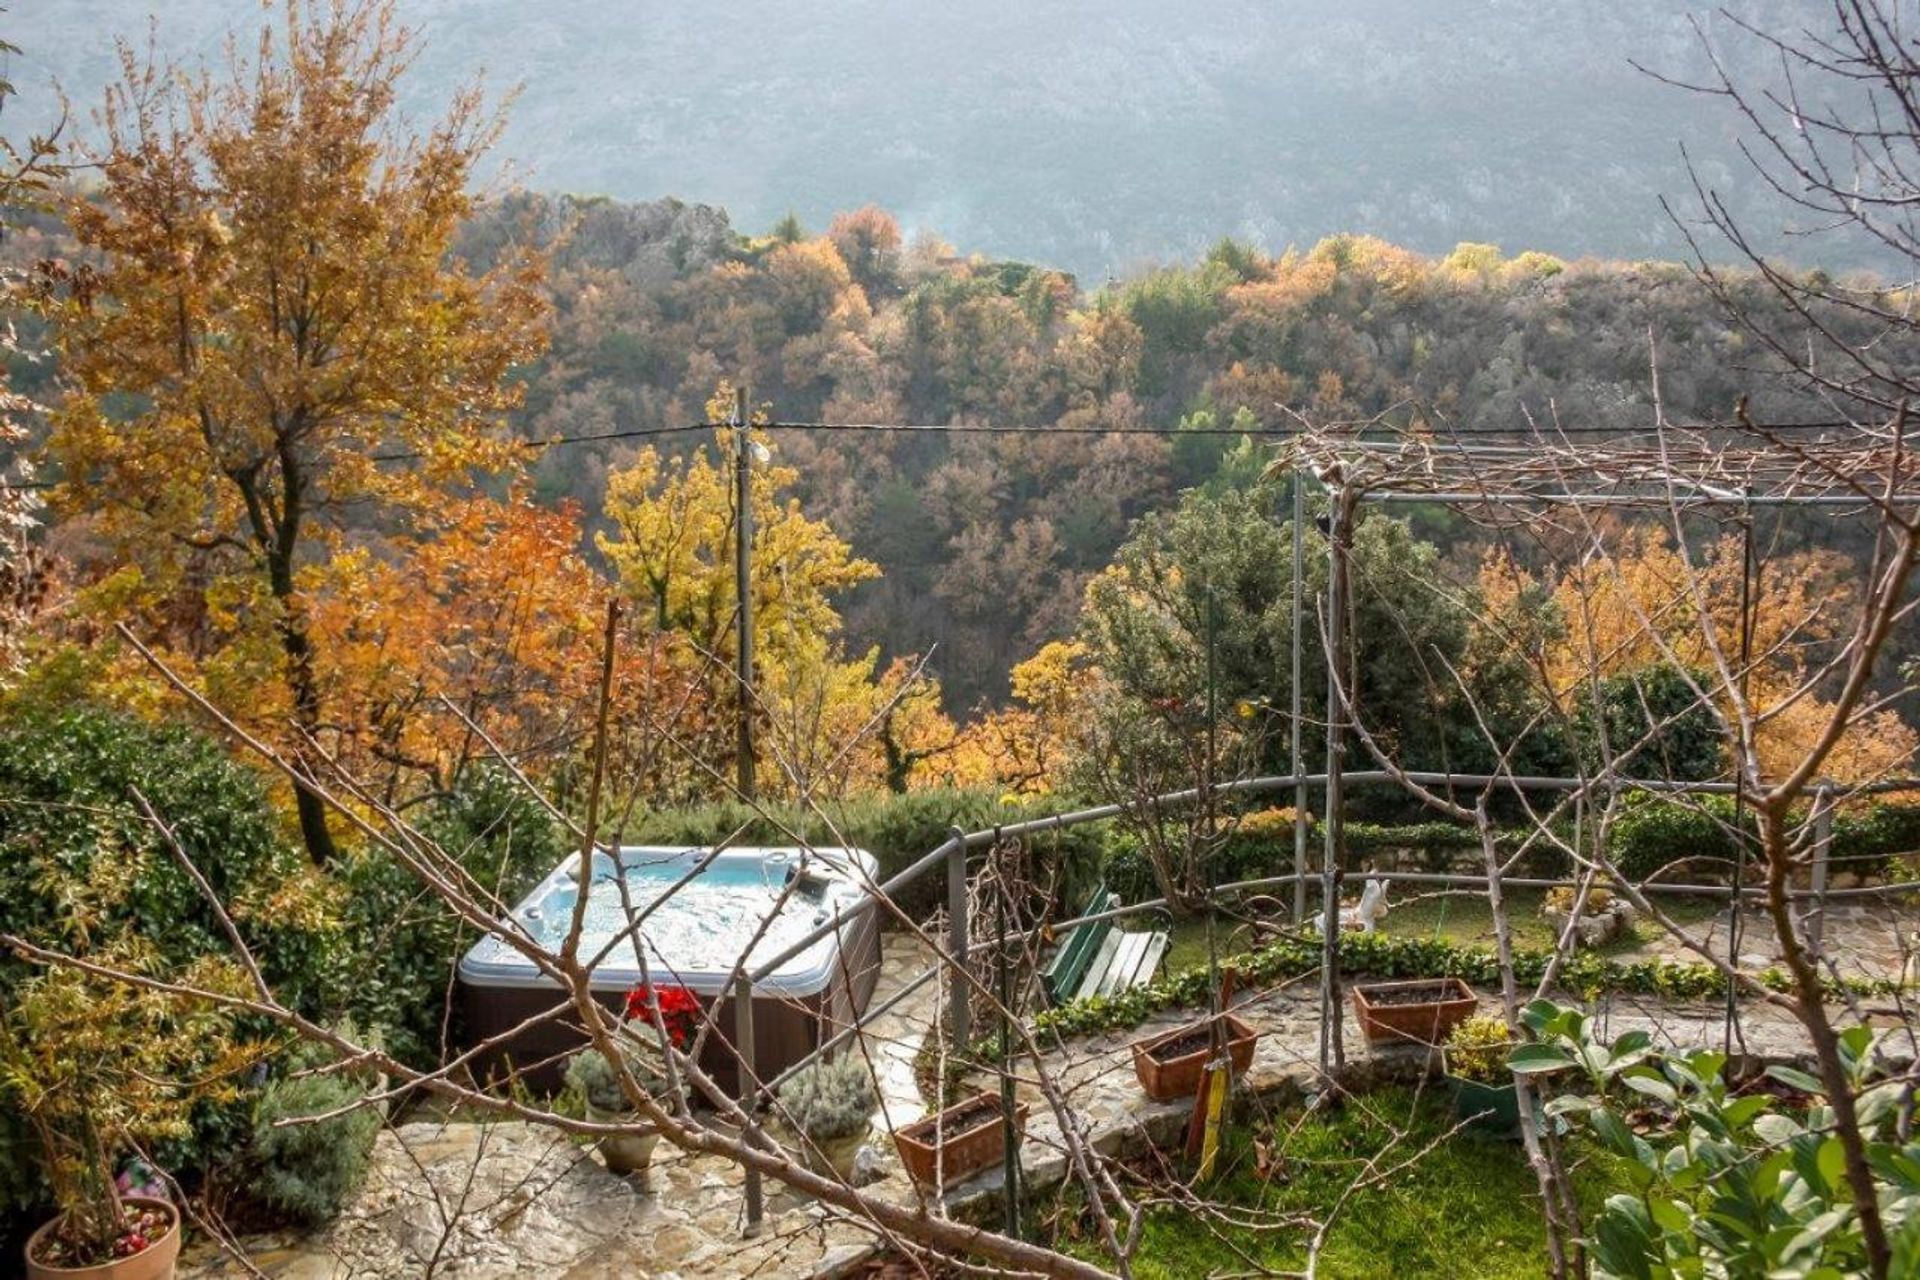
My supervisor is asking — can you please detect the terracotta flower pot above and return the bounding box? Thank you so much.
[25,1197,181,1280]
[1349,977,1478,1047]
[894,1092,1027,1189]
[585,1102,659,1176]
[1130,1013,1260,1102]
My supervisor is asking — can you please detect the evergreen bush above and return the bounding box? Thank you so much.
[777,1054,878,1142]
[247,1037,382,1227]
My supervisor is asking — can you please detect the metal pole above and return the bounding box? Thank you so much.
[1319,487,1353,1076]
[1291,467,1308,924]
[733,385,756,800]
[1206,587,1218,850]
[1811,786,1833,959]
[734,971,762,1234]
[998,886,1019,1238]
[947,827,971,1049]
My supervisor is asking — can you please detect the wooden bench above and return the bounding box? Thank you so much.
[1040,881,1171,1005]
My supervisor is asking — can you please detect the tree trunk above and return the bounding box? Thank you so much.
[1761,807,1891,1278]
[269,547,338,866]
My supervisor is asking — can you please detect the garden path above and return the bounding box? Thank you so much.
[177,934,1862,1279]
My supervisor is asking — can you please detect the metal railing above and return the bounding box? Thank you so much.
[724,768,1920,1228]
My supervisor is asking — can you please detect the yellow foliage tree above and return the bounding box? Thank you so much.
[597,405,879,794]
[46,0,547,863]
[938,640,1093,795]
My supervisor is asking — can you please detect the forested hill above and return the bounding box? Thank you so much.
[6,0,1875,280]
[430,192,1885,711]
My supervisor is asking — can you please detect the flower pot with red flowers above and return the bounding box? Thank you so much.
[3,966,226,1280]
[1349,977,1478,1048]
[1131,1014,1261,1102]
[563,983,700,1177]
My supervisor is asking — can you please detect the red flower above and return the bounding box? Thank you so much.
[624,983,700,1048]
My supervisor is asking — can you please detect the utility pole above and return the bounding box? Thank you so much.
[732,384,756,800]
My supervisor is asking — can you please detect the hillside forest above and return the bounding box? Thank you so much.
[3,4,1915,844]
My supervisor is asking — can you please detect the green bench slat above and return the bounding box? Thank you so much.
[1041,881,1168,1005]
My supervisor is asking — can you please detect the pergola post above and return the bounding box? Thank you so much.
[1318,482,1358,1078]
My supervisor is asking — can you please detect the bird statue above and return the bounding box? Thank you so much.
[1311,878,1389,934]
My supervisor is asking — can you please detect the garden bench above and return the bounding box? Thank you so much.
[1039,881,1171,1005]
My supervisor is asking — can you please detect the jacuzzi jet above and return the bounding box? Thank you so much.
[785,861,835,899]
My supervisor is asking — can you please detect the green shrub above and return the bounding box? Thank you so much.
[1607,792,1920,884]
[1608,791,1745,883]
[0,707,335,1222]
[247,1039,382,1227]
[1103,819,1489,904]
[1442,1013,1514,1084]
[777,1054,878,1142]
[1029,929,1895,1043]
[339,764,566,1067]
[1830,803,1920,877]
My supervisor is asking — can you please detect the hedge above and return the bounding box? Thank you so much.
[1609,791,1920,883]
[1027,929,1900,1042]
[1102,819,1514,903]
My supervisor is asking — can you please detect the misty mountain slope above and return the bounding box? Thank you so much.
[7,1,1859,279]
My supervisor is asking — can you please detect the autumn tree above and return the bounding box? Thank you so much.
[597,405,879,794]
[0,34,62,685]
[826,204,902,299]
[46,0,546,863]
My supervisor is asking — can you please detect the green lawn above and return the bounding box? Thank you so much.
[1054,1085,1631,1279]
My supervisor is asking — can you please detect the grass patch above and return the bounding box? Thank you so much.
[1051,1085,1630,1278]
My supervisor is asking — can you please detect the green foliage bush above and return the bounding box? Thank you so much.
[1608,791,1744,883]
[1029,929,1896,1043]
[339,764,567,1067]
[0,708,334,1223]
[777,1054,878,1142]
[1607,790,1920,884]
[1577,666,1727,783]
[247,1038,382,1227]
[1102,820,1488,903]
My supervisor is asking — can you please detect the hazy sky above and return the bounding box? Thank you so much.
[7,1,1844,278]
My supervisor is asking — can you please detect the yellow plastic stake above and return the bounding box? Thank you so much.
[1196,1060,1229,1180]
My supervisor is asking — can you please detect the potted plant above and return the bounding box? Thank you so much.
[1349,976,1478,1047]
[562,982,699,1176]
[776,1054,879,1181]
[894,1091,1028,1189]
[2,965,230,1280]
[1131,1013,1261,1102]
[1440,1014,1522,1137]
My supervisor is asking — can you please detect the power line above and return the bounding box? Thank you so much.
[367,420,713,463]
[755,418,1872,438]
[3,414,1885,487]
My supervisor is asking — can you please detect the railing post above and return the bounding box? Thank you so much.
[947,829,971,1049]
[735,971,762,1236]
[1810,785,1833,960]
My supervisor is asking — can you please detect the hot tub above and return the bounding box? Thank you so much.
[457,846,883,1094]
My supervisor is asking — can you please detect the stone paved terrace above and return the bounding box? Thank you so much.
[180,931,1883,1279]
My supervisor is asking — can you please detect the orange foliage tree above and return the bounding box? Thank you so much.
[46,0,546,862]
[1493,529,1917,785]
